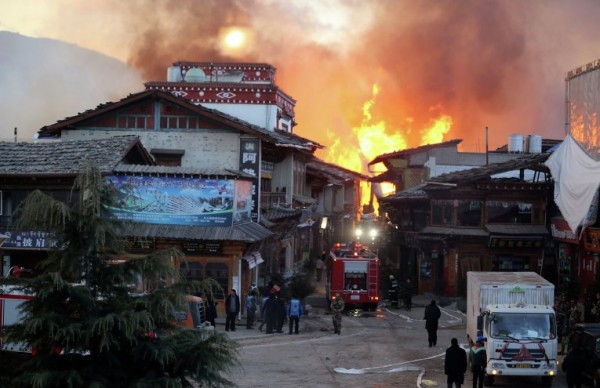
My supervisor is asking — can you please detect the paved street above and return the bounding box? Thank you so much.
[219,293,570,388]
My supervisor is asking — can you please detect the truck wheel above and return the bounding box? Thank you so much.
[483,374,494,386]
[540,376,553,387]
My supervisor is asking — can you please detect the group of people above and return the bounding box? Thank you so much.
[444,336,487,388]
[388,275,413,310]
[210,285,305,335]
[258,289,305,335]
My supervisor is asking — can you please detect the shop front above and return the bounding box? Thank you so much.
[551,217,582,297]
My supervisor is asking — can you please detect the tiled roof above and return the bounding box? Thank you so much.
[38,89,321,152]
[368,139,463,165]
[119,221,273,243]
[112,164,255,179]
[0,136,146,176]
[427,153,550,184]
[307,157,368,181]
[379,184,428,203]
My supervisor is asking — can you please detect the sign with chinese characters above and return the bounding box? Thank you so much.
[0,230,58,250]
[584,227,600,252]
[239,138,260,222]
[488,236,543,249]
[182,241,223,255]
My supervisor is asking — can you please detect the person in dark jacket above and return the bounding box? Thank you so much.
[263,293,276,334]
[205,296,218,328]
[562,345,587,388]
[274,293,286,333]
[424,299,442,347]
[402,277,413,310]
[224,289,240,332]
[445,338,467,388]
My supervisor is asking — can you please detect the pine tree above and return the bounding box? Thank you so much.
[1,162,238,387]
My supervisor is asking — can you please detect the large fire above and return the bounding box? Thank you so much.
[324,84,453,215]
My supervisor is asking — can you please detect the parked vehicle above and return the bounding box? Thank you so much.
[569,323,600,387]
[326,242,380,310]
[0,287,33,353]
[1,288,210,355]
[467,271,558,387]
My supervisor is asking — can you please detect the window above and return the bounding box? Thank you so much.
[180,262,203,279]
[457,200,482,226]
[150,149,184,167]
[205,263,229,300]
[344,261,368,290]
[487,201,533,224]
[431,200,454,226]
[493,255,529,271]
[179,262,229,300]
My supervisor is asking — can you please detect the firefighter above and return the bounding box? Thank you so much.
[388,275,399,308]
[331,296,345,335]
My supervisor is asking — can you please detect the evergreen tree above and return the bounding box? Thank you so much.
[0,162,238,387]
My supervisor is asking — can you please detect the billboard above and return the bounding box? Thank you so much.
[567,59,600,160]
[106,176,252,227]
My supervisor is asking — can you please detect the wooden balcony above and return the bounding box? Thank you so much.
[260,192,287,209]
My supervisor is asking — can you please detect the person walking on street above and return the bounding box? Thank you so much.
[445,338,467,388]
[287,294,304,334]
[315,255,325,282]
[263,292,277,334]
[205,295,218,328]
[245,289,257,329]
[274,293,286,333]
[225,289,240,332]
[258,290,271,331]
[402,277,413,310]
[424,299,441,347]
[469,337,487,388]
[562,345,587,388]
[331,296,345,334]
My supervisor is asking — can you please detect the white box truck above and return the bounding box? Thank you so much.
[466,271,557,387]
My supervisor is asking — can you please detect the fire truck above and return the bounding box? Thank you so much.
[326,242,380,310]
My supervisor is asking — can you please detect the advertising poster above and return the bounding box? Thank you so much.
[106,175,239,226]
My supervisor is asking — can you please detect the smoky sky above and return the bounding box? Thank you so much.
[3,0,600,158]
[121,0,600,155]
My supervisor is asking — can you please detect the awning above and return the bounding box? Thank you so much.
[243,251,264,269]
[419,226,489,237]
[485,224,549,236]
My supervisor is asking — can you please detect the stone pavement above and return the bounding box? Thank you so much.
[215,273,454,341]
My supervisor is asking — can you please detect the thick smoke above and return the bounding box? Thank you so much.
[122,0,600,154]
[3,0,600,154]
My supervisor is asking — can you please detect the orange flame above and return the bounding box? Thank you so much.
[324,84,453,216]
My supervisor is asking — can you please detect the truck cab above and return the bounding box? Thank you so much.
[478,303,557,387]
